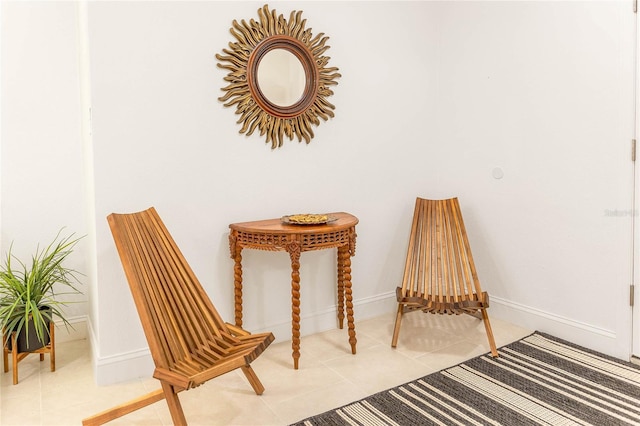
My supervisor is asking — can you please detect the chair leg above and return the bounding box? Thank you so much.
[161,382,187,426]
[81,389,165,426]
[241,365,265,395]
[391,303,404,348]
[481,308,499,357]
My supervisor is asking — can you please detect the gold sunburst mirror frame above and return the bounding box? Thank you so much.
[216,4,341,149]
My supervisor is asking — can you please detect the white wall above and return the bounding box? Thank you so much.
[2,1,635,385]
[1,2,90,339]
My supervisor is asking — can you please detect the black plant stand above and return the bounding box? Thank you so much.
[2,321,55,385]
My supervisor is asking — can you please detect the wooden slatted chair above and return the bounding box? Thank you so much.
[82,207,275,426]
[391,197,498,357]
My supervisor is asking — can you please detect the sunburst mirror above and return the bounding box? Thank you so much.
[216,4,341,149]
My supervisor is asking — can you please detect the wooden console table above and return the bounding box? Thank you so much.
[229,212,358,369]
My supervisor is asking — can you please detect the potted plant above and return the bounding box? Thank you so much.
[0,229,83,352]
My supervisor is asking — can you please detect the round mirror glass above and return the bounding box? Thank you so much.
[257,49,306,107]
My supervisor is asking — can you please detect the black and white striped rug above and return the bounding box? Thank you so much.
[291,332,640,426]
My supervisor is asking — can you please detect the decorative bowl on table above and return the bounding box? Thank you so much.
[281,214,337,225]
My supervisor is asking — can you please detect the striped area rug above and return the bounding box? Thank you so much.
[291,332,640,426]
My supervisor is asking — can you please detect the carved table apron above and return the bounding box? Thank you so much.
[229,212,358,369]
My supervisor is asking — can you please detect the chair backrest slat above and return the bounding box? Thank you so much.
[108,207,232,371]
[145,213,216,348]
[400,198,483,312]
[427,201,436,299]
[403,199,421,298]
[442,201,456,303]
[117,213,182,368]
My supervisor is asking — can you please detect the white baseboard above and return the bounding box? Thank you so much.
[83,316,155,386]
[85,291,629,385]
[489,296,628,360]
[0,315,88,346]
[54,315,88,343]
[248,290,398,342]
[94,346,155,385]
[90,292,397,386]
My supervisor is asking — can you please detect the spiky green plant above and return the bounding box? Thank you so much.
[0,230,84,349]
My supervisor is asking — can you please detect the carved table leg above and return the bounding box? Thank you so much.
[288,241,302,369]
[337,247,345,329]
[341,246,357,354]
[232,246,244,328]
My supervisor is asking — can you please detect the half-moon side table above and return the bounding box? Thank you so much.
[229,212,358,369]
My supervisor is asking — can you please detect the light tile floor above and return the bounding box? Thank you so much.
[1,312,531,426]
